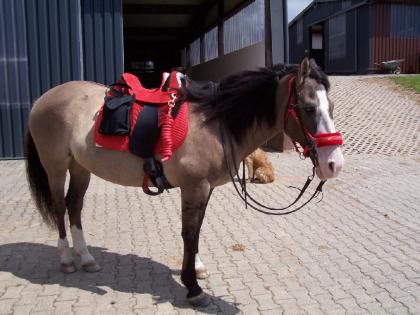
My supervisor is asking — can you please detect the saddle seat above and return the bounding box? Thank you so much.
[124,72,185,104]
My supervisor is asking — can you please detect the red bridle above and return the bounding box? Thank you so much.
[285,76,343,163]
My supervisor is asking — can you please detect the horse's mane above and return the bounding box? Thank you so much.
[183,61,329,144]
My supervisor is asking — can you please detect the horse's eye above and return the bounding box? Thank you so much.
[304,106,316,114]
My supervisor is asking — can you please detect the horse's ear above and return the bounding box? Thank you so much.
[298,57,311,88]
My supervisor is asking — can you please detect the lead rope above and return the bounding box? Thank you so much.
[220,125,326,215]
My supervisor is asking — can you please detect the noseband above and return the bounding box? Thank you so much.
[285,76,343,167]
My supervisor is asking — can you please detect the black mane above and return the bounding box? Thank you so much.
[183,62,329,144]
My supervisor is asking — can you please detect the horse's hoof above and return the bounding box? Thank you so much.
[187,292,211,307]
[61,262,76,274]
[195,268,209,279]
[82,261,101,273]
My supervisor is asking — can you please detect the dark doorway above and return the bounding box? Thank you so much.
[310,24,324,70]
[122,1,206,88]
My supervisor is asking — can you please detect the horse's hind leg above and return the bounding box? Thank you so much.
[66,160,100,272]
[45,160,77,273]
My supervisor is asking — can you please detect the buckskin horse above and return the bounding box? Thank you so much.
[25,58,344,306]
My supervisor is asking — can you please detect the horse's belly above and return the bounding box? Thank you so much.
[82,147,145,187]
[70,114,145,187]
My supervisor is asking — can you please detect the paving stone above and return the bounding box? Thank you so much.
[53,300,74,314]
[0,298,18,314]
[11,305,34,315]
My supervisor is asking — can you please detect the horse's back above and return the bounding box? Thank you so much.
[30,81,106,123]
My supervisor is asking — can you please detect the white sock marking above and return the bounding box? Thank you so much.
[57,238,73,264]
[70,226,95,265]
[195,254,205,271]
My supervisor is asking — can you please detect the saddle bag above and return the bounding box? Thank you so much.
[99,95,134,135]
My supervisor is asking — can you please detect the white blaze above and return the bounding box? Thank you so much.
[315,90,344,179]
[316,90,336,134]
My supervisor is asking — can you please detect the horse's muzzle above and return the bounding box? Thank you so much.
[315,145,344,179]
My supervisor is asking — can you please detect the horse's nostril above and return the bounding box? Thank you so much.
[328,161,336,173]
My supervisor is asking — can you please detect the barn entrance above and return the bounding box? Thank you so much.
[122,0,207,88]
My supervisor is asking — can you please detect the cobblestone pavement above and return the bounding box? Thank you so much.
[0,76,419,314]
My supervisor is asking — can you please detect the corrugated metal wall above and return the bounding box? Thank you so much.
[372,3,420,73]
[356,4,371,73]
[26,0,83,102]
[82,0,124,84]
[0,0,123,159]
[0,0,31,158]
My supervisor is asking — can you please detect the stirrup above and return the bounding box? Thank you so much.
[142,158,166,196]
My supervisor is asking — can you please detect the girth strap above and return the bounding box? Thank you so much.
[129,105,172,195]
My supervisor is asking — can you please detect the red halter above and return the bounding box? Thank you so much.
[285,76,343,161]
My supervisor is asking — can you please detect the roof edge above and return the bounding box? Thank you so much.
[288,0,337,27]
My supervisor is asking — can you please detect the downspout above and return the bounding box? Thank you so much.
[283,0,289,64]
[355,6,358,73]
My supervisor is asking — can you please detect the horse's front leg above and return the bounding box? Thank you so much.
[180,182,211,306]
[195,187,213,279]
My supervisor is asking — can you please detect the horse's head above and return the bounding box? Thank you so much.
[284,58,344,180]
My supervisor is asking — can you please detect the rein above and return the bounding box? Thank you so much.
[220,75,343,215]
[221,126,325,215]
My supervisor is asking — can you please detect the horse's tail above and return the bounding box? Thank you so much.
[25,129,58,229]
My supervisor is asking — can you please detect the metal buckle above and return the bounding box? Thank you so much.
[167,93,177,114]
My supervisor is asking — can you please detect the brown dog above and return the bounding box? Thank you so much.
[245,148,275,183]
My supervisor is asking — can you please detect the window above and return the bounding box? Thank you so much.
[390,4,420,39]
[204,27,218,62]
[223,0,264,55]
[329,14,346,60]
[312,33,322,50]
[189,38,201,67]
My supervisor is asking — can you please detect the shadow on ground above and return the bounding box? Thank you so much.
[0,242,239,314]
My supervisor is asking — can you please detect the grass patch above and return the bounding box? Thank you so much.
[390,76,420,93]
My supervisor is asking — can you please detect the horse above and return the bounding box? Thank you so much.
[25,58,344,306]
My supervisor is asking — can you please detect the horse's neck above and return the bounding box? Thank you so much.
[235,78,289,161]
[233,122,281,163]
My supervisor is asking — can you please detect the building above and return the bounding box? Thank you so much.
[289,0,420,74]
[0,0,287,159]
